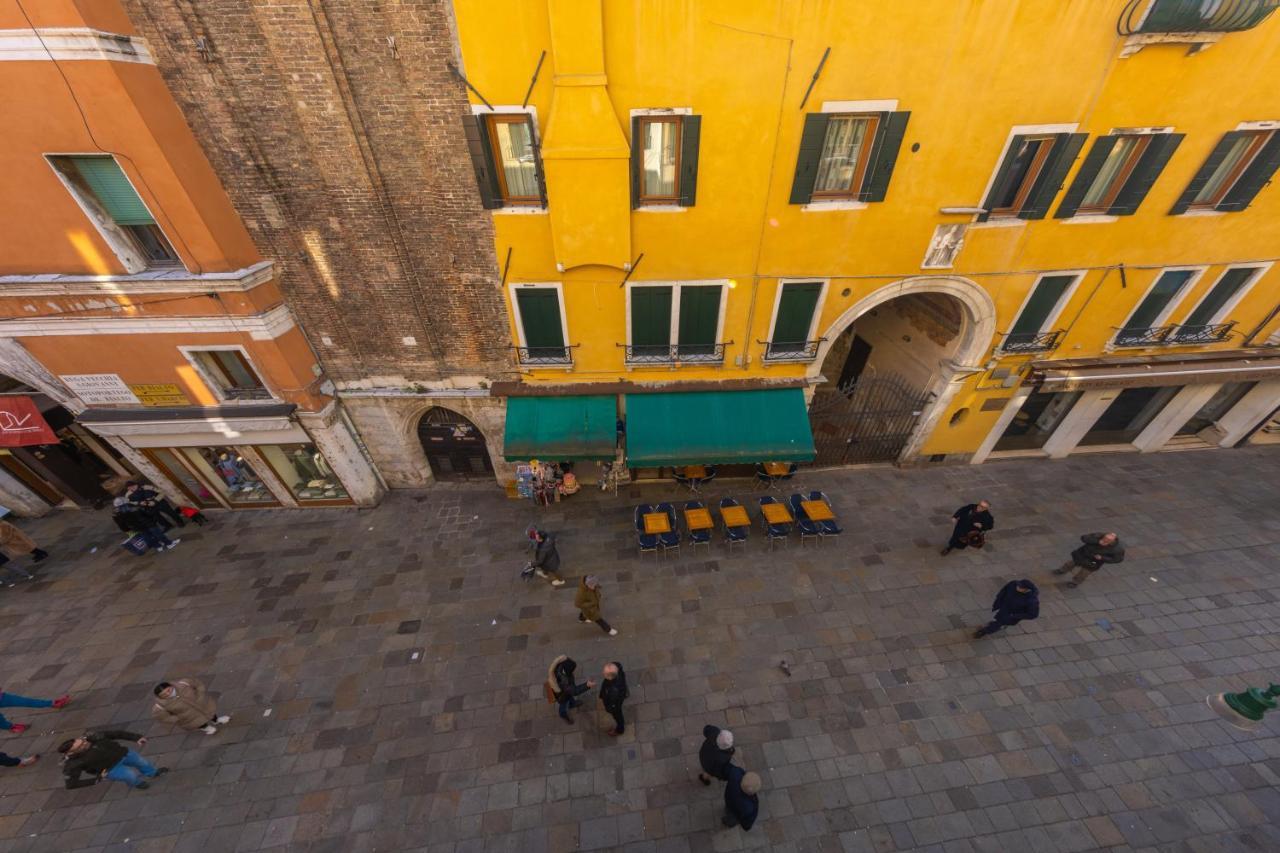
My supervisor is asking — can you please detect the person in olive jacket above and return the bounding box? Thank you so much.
[58,730,167,790]
[1052,531,1125,587]
[941,500,994,555]
[722,766,761,830]
[598,662,629,736]
[697,725,736,785]
[575,575,618,636]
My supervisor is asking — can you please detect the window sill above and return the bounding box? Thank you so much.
[969,218,1027,229]
[802,200,868,212]
[1176,209,1227,218]
[492,206,548,215]
[635,205,688,213]
[1060,214,1119,225]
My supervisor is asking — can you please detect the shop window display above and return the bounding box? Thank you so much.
[180,447,275,505]
[257,444,350,503]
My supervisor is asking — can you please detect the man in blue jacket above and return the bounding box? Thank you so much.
[973,579,1039,639]
[722,766,761,830]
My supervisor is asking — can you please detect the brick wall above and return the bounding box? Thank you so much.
[124,0,511,386]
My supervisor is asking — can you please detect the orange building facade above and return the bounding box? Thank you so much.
[0,0,381,514]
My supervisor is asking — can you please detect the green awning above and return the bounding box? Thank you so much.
[624,388,816,467]
[504,395,617,461]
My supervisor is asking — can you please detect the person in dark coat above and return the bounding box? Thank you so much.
[529,530,565,587]
[599,662,629,736]
[57,730,167,790]
[973,579,1039,638]
[722,766,761,830]
[942,500,994,555]
[125,482,184,528]
[697,725,735,785]
[546,655,594,725]
[112,498,180,553]
[1052,531,1125,587]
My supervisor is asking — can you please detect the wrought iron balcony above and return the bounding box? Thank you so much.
[1113,322,1236,347]
[223,386,274,401]
[1118,0,1279,34]
[620,342,730,365]
[760,339,824,362]
[999,329,1065,354]
[514,344,575,366]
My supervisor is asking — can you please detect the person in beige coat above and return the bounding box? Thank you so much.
[151,680,230,735]
[0,520,47,585]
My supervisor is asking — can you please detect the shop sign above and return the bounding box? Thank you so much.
[60,373,141,406]
[128,383,192,407]
[0,396,59,447]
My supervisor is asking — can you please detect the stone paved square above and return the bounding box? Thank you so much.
[0,449,1279,852]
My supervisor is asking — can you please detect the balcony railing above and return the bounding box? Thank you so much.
[1113,322,1236,347]
[999,329,1065,354]
[223,386,274,401]
[1119,0,1280,34]
[620,342,730,365]
[514,344,575,366]
[760,339,825,362]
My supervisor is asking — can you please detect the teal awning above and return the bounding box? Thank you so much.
[624,388,816,467]
[503,395,617,461]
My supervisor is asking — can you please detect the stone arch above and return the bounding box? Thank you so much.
[401,399,505,483]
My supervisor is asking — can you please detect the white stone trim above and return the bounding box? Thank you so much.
[629,108,693,117]
[508,281,570,365]
[1060,214,1119,225]
[764,279,828,357]
[971,386,1034,464]
[0,28,154,64]
[1006,270,1087,339]
[1042,389,1115,459]
[1113,266,1208,343]
[624,280,729,365]
[0,261,275,297]
[1132,384,1222,452]
[1205,380,1280,446]
[0,303,297,341]
[1235,120,1280,131]
[801,200,868,212]
[88,417,304,442]
[820,100,898,114]
[177,345,281,404]
[1176,262,1272,326]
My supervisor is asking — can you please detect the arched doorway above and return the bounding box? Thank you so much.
[808,277,995,466]
[416,406,494,481]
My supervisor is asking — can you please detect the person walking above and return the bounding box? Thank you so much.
[529,529,566,587]
[151,679,231,735]
[575,575,618,636]
[0,689,71,733]
[722,766,761,831]
[113,497,180,553]
[941,500,994,555]
[0,752,38,769]
[125,482,184,529]
[58,729,167,790]
[697,725,736,785]
[599,662,629,736]
[0,520,49,585]
[973,579,1039,638]
[546,656,594,725]
[1052,531,1125,588]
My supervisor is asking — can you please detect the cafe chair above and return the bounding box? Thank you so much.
[807,490,843,538]
[788,493,823,548]
[684,500,712,553]
[758,495,791,550]
[719,497,749,551]
[754,464,780,492]
[655,501,681,557]
[635,503,659,558]
[700,466,718,489]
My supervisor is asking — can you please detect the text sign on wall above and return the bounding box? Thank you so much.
[59,374,141,406]
[128,384,191,407]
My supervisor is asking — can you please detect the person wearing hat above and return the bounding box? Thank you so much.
[722,765,761,830]
[697,724,736,785]
[973,579,1040,638]
[151,679,231,735]
[528,529,566,587]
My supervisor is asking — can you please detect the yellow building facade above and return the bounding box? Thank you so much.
[455,0,1280,475]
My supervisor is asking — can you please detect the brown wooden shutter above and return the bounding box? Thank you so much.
[979,134,1028,222]
[1054,136,1118,219]
[1217,132,1280,212]
[1170,131,1246,215]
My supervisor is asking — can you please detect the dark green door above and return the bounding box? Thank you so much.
[677,285,721,357]
[771,282,822,355]
[515,289,566,361]
[631,286,673,359]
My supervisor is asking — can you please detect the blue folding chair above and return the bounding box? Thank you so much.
[788,493,823,548]
[755,464,780,492]
[807,490,843,538]
[758,495,791,550]
[684,500,712,553]
[720,497,749,551]
[655,501,680,558]
[635,503,659,558]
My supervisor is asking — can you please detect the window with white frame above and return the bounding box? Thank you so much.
[510,284,570,365]
[765,281,825,360]
[186,348,271,400]
[1171,265,1266,342]
[1115,268,1200,346]
[627,282,726,363]
[1001,273,1081,352]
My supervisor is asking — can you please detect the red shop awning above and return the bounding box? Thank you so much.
[0,396,59,447]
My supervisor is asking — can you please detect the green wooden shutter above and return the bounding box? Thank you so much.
[1008,275,1075,338]
[860,111,910,203]
[789,114,830,205]
[1019,133,1087,220]
[1054,136,1118,219]
[629,116,642,209]
[515,289,565,350]
[1122,270,1194,333]
[1217,133,1280,212]
[461,115,502,210]
[678,115,701,207]
[1170,131,1246,215]
[70,157,154,225]
[631,286,673,356]
[677,285,721,355]
[1109,133,1184,216]
[527,117,548,207]
[1183,268,1255,327]
[979,134,1029,222]
[772,282,822,347]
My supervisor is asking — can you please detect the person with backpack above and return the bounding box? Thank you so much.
[599,662,629,736]
[546,655,594,725]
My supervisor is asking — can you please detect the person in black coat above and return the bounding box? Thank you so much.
[599,662,629,736]
[973,579,1039,638]
[529,530,566,587]
[58,730,167,790]
[1052,532,1125,588]
[125,482,184,528]
[697,724,735,785]
[547,656,594,724]
[722,766,761,830]
[942,500,994,555]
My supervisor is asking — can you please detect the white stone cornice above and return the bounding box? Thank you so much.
[0,302,296,341]
[0,260,275,296]
[0,28,154,64]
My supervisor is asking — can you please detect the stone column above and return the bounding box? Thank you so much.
[1202,380,1280,447]
[296,401,386,506]
[0,467,53,517]
[1042,389,1115,459]
[1130,384,1220,452]
[971,386,1034,464]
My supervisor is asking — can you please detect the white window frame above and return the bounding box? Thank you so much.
[178,344,277,404]
[972,123,1079,226]
[508,281,571,366]
[1005,270,1087,340]
[624,280,728,365]
[1114,266,1208,342]
[470,105,545,214]
[764,279,829,362]
[1174,262,1273,327]
[629,108,693,213]
[45,152,182,274]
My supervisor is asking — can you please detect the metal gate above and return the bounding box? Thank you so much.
[808,373,933,466]
[417,407,494,482]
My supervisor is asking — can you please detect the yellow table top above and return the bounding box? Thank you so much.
[763,462,790,476]
[684,507,713,530]
[800,500,834,521]
[643,512,671,534]
[761,503,793,524]
[681,465,708,479]
[720,505,750,527]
